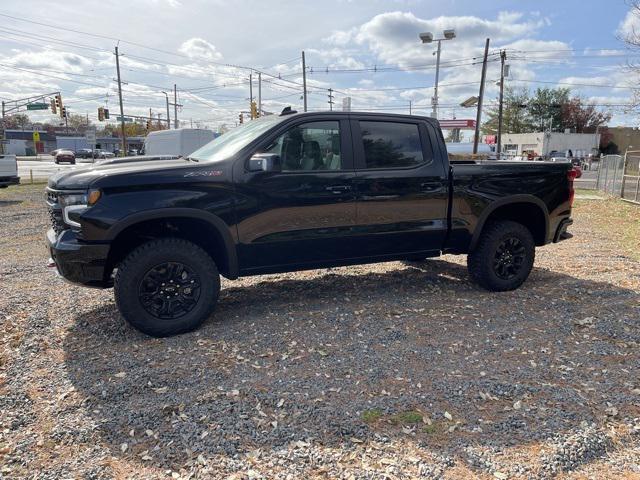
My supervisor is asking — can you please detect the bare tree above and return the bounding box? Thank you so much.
[621,1,640,106]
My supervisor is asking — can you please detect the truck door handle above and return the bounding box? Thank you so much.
[420,182,442,192]
[326,185,352,194]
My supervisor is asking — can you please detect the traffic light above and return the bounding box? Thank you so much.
[55,94,63,118]
[146,119,152,130]
[250,101,257,119]
[98,107,104,121]
[239,113,244,124]
[104,108,110,119]
[61,107,67,119]
[50,98,57,115]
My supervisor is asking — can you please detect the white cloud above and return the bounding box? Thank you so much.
[178,38,223,62]
[345,10,550,69]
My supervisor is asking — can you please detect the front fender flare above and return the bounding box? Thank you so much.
[106,208,239,279]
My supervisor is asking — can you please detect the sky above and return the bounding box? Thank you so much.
[0,0,638,132]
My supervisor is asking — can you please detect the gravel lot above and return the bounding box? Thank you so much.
[1,184,639,479]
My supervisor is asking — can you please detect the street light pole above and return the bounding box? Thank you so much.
[432,39,442,118]
[497,50,506,159]
[419,29,456,120]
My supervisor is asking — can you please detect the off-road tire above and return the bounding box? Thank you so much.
[467,220,535,292]
[114,238,220,337]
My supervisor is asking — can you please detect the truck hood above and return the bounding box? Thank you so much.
[48,157,221,190]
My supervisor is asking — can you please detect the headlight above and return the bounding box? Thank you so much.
[60,189,101,228]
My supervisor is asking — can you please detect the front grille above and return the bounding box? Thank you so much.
[45,189,66,235]
[49,207,65,234]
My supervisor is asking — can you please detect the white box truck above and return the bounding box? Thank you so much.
[143,129,217,157]
[0,154,19,188]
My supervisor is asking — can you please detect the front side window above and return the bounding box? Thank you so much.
[263,121,341,171]
[360,121,425,169]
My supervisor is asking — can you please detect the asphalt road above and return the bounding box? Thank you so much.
[17,157,96,180]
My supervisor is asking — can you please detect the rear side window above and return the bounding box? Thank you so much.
[359,121,424,169]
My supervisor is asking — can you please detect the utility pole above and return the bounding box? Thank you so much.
[497,49,507,160]
[173,84,178,129]
[258,72,262,117]
[0,101,4,154]
[409,100,412,115]
[472,38,490,154]
[432,39,442,118]
[162,91,170,129]
[302,51,308,112]
[328,88,334,111]
[249,72,253,113]
[115,45,127,156]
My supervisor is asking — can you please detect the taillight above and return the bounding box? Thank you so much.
[567,168,577,206]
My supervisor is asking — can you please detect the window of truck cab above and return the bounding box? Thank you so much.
[260,120,343,172]
[355,120,433,170]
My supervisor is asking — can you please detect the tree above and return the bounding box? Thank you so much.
[560,97,611,133]
[66,114,92,132]
[482,86,532,135]
[526,87,571,132]
[621,2,640,106]
[2,113,31,130]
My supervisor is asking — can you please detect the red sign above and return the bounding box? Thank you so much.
[438,119,476,129]
[484,135,496,144]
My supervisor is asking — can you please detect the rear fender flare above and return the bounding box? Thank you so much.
[469,195,549,252]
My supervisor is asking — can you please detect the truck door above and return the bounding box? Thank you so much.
[350,117,449,257]
[235,117,358,272]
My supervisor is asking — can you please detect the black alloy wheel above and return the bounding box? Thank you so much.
[492,237,526,280]
[138,262,201,320]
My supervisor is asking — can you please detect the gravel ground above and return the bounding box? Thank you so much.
[1,184,639,479]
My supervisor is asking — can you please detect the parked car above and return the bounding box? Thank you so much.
[0,154,20,188]
[74,149,95,159]
[127,148,139,156]
[51,149,75,164]
[46,109,575,337]
[93,149,115,159]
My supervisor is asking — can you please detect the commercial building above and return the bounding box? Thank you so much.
[3,130,57,155]
[1,130,144,155]
[498,132,600,158]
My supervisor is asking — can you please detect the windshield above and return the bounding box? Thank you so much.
[190,115,285,162]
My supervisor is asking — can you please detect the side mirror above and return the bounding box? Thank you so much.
[248,153,281,172]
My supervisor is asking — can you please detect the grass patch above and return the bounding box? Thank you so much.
[574,196,640,261]
[361,409,383,424]
[389,410,423,425]
[0,182,46,197]
[422,421,447,435]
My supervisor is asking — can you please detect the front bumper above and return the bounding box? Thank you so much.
[553,218,573,243]
[46,228,112,288]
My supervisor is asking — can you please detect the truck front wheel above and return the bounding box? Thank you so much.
[114,238,220,337]
[467,221,535,292]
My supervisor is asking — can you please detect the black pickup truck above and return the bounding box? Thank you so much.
[46,110,575,337]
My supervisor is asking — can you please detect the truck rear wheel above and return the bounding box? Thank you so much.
[467,221,535,292]
[114,238,220,337]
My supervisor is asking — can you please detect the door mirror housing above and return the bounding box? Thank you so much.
[248,153,281,172]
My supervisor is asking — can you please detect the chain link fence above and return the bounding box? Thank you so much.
[621,152,640,204]
[595,155,624,196]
